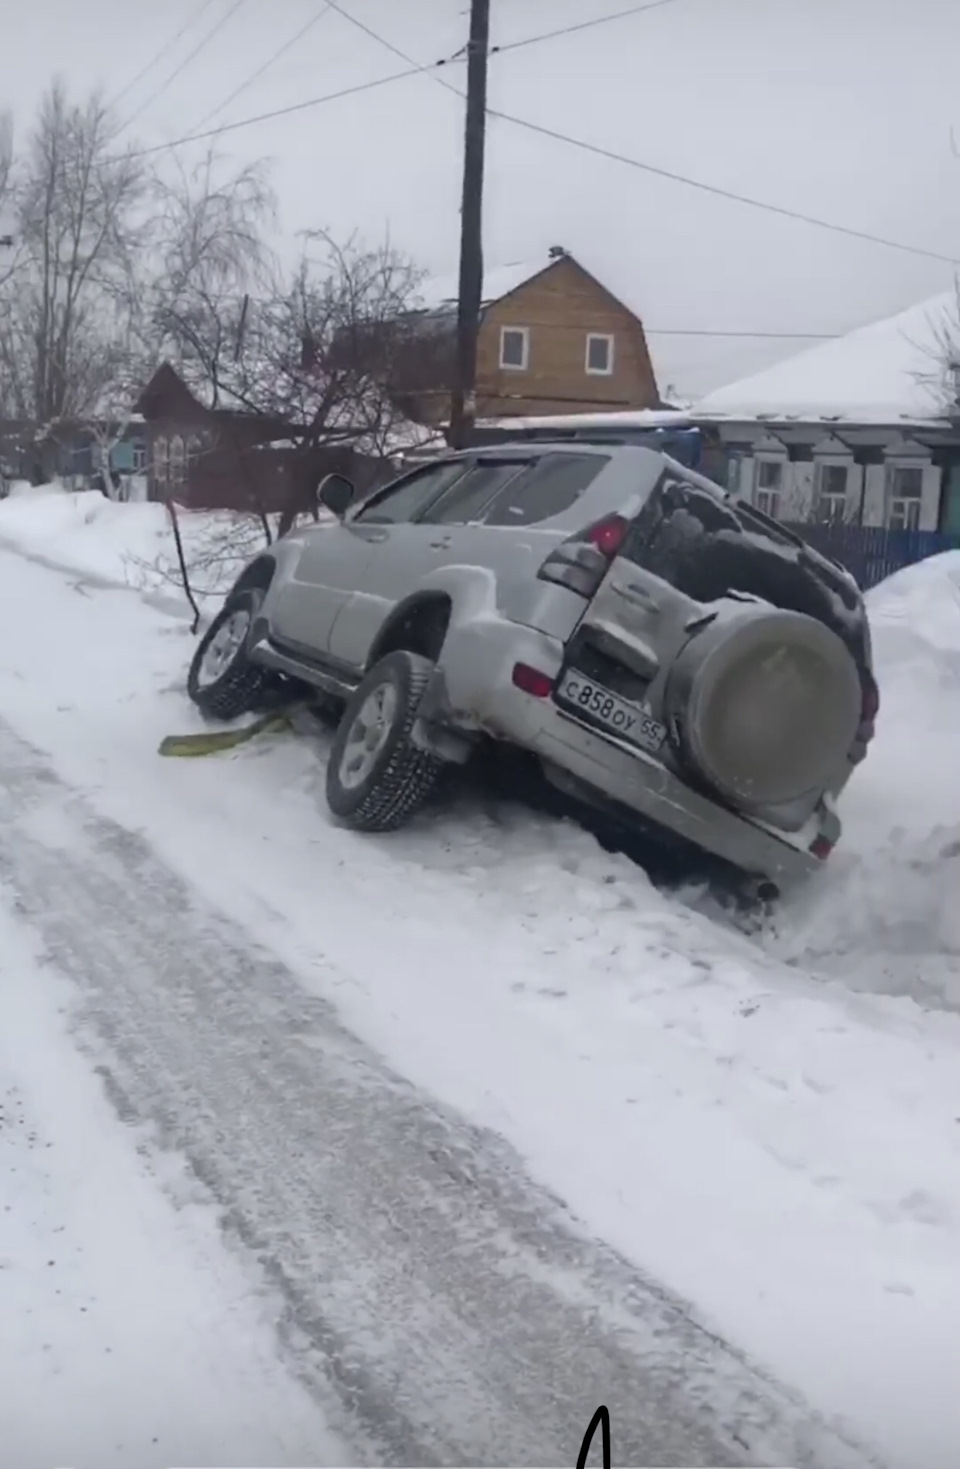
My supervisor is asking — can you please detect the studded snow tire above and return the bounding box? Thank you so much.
[186,587,275,721]
[325,650,443,832]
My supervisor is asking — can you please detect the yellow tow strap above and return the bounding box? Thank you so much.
[158,704,307,758]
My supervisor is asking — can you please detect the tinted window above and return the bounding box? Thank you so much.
[353,461,469,524]
[482,452,609,527]
[419,462,527,524]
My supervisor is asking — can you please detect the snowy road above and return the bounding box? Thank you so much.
[2,499,960,1468]
[0,713,861,1467]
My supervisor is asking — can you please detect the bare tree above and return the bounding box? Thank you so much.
[158,230,431,535]
[0,81,145,438]
[917,279,960,419]
[0,80,275,497]
[91,149,275,499]
[0,111,16,284]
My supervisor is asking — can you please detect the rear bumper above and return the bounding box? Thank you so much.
[533,707,820,887]
[437,616,823,888]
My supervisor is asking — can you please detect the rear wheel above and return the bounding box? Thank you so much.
[187,587,274,720]
[325,651,442,831]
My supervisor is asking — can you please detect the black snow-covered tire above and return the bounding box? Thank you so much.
[186,587,274,720]
[325,650,442,832]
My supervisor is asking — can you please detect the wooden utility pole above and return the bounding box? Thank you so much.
[448,0,491,449]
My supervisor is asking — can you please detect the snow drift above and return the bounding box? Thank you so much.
[770,551,960,1009]
[0,484,284,609]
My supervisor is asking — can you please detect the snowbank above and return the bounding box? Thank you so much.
[0,888,346,1469]
[0,485,274,612]
[0,520,959,1465]
[772,552,960,1009]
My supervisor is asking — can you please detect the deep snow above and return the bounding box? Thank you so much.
[765,550,960,1010]
[1,485,960,1468]
[693,288,959,424]
[0,889,349,1469]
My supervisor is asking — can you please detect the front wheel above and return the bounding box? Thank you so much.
[325,651,442,832]
[186,587,274,720]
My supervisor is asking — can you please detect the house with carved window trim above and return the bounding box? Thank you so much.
[688,291,960,535]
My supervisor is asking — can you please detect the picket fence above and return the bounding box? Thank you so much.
[782,523,960,591]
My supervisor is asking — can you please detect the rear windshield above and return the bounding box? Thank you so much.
[620,473,870,671]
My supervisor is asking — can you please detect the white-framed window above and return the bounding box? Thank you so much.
[132,442,147,472]
[153,437,168,481]
[887,463,923,530]
[753,456,784,518]
[168,434,186,486]
[814,461,850,524]
[585,333,614,376]
[499,325,530,371]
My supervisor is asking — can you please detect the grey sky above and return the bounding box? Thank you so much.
[4,0,960,396]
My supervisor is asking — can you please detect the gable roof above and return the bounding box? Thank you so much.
[691,289,960,427]
[414,251,647,326]
[415,259,547,313]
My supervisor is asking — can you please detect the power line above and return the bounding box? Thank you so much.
[115,2,672,160]
[484,322,842,338]
[120,0,250,133]
[189,1,336,133]
[490,0,681,58]
[324,0,462,96]
[486,108,960,267]
[646,328,839,339]
[125,59,458,159]
[320,3,960,268]
[112,2,960,271]
[108,0,222,110]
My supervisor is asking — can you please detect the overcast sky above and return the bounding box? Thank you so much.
[4,0,960,397]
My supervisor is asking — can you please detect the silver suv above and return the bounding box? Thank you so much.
[186,443,878,891]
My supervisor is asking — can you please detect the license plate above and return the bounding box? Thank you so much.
[555,670,667,753]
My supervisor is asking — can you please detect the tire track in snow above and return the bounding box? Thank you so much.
[0,715,881,1469]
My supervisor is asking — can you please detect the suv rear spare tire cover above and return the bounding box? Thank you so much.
[665,606,862,810]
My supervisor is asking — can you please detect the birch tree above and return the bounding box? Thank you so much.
[0,81,145,434]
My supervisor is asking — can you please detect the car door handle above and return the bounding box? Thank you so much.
[429,537,452,550]
[618,582,660,609]
[355,527,388,543]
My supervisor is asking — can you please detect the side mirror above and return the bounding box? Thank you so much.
[318,472,355,518]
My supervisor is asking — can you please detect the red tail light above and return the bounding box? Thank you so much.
[809,834,834,861]
[538,514,631,597]
[585,514,630,557]
[512,662,554,698]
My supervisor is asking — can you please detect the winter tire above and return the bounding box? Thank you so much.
[325,650,442,832]
[186,587,274,720]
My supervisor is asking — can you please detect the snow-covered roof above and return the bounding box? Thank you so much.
[478,408,690,431]
[692,289,960,427]
[415,259,553,314]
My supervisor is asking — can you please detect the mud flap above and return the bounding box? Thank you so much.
[158,704,308,758]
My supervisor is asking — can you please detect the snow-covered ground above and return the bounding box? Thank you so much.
[1,485,960,1468]
[765,552,960,1011]
[0,887,349,1469]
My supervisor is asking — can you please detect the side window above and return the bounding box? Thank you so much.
[482,453,609,527]
[352,461,469,524]
[418,462,528,525]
